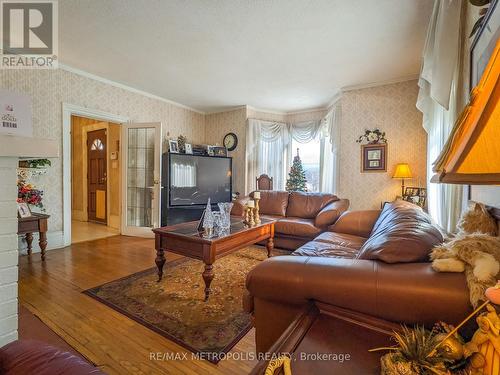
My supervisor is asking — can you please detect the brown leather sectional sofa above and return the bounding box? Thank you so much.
[232,191,350,249]
[243,200,471,353]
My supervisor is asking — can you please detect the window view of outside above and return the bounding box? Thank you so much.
[291,138,321,192]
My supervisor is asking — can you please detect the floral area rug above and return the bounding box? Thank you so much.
[83,245,284,363]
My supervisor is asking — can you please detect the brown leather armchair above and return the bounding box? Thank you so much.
[232,191,350,250]
[244,201,471,353]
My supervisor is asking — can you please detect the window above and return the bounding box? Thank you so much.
[247,113,340,195]
[90,138,104,151]
[291,138,321,192]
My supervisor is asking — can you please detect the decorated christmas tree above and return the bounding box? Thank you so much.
[286,148,308,192]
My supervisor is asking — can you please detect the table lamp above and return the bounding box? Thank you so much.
[393,163,412,196]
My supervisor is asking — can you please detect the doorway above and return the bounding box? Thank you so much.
[70,115,121,243]
[87,129,107,224]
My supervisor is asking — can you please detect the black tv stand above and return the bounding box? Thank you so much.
[161,206,206,226]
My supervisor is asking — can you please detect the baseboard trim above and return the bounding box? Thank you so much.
[18,230,65,254]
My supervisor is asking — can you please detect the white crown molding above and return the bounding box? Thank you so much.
[286,107,329,115]
[341,74,419,92]
[205,105,249,116]
[58,63,206,115]
[245,105,288,116]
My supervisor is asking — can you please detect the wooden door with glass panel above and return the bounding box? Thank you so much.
[87,129,107,223]
[121,122,162,237]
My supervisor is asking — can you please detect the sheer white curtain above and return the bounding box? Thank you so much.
[246,102,341,195]
[290,120,323,143]
[320,99,341,193]
[417,0,464,231]
[246,119,289,193]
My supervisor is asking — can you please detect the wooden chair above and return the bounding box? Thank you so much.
[256,174,273,190]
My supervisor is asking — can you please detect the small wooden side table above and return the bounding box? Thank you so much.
[18,213,50,260]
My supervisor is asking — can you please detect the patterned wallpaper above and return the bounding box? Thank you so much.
[0,67,427,235]
[205,108,248,195]
[0,69,205,232]
[338,80,427,210]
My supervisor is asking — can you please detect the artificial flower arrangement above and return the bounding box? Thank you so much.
[356,128,387,144]
[374,283,500,375]
[17,180,45,211]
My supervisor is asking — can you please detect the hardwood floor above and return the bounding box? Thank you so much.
[19,236,257,375]
[71,220,120,243]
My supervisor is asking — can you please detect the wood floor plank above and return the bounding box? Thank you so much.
[19,236,257,375]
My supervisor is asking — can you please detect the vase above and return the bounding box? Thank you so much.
[217,202,233,230]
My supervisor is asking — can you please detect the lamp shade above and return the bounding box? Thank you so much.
[432,39,499,184]
[393,163,412,179]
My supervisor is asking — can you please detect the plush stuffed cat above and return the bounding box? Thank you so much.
[431,203,500,307]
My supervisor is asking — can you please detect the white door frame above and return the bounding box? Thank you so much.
[62,103,129,246]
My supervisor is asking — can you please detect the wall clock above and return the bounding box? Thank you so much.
[223,132,238,151]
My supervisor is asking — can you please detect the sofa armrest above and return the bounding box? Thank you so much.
[328,210,381,238]
[0,339,105,374]
[314,199,350,228]
[231,196,251,217]
[246,256,471,326]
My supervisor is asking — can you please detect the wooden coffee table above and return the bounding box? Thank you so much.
[152,217,275,301]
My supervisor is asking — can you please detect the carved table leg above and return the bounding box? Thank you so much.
[266,236,274,258]
[25,233,33,255]
[39,231,47,261]
[155,248,166,282]
[202,263,214,302]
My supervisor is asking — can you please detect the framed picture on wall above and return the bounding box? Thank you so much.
[361,144,387,173]
[470,0,499,89]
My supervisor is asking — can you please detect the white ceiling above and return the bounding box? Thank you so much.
[59,0,433,113]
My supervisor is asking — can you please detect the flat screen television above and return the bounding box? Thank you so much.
[166,153,232,207]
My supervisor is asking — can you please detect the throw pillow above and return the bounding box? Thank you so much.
[357,200,444,263]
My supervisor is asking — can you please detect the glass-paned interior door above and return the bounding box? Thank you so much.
[121,123,162,237]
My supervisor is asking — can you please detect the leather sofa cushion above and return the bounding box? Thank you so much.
[0,339,104,374]
[252,191,289,216]
[315,199,350,228]
[275,217,322,238]
[292,240,359,258]
[329,210,381,238]
[357,200,444,263]
[314,231,366,250]
[286,192,337,219]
